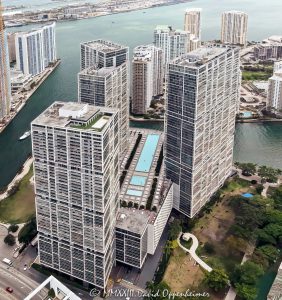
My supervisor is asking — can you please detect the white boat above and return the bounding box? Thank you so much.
[19,131,31,141]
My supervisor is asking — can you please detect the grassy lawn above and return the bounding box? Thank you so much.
[242,71,272,81]
[0,166,35,224]
[163,247,205,292]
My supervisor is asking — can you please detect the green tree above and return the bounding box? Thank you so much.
[203,242,215,254]
[235,283,257,300]
[145,281,170,299]
[258,166,281,183]
[48,288,56,298]
[8,224,19,233]
[238,163,257,174]
[255,184,264,195]
[263,223,282,239]
[204,269,229,292]
[168,219,182,241]
[4,234,16,246]
[256,245,279,263]
[231,261,263,285]
[18,217,37,244]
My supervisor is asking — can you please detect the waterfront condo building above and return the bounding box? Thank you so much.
[15,22,56,76]
[254,36,282,61]
[184,8,202,51]
[79,40,129,154]
[31,102,120,290]
[80,39,128,70]
[0,15,11,120]
[131,44,163,115]
[268,61,282,111]
[221,11,248,46]
[165,46,240,217]
[153,25,190,68]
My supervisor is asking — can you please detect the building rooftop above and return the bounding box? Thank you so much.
[185,8,202,13]
[116,207,156,235]
[154,25,188,35]
[261,36,282,45]
[133,45,156,61]
[170,46,228,68]
[81,39,127,53]
[223,10,247,15]
[16,22,55,36]
[79,65,116,77]
[32,101,117,131]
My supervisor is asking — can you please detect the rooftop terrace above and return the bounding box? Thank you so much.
[170,46,229,67]
[81,39,127,53]
[32,101,117,131]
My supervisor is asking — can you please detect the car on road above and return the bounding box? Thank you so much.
[6,287,13,293]
[24,264,27,271]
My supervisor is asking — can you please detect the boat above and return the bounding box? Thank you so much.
[19,131,31,141]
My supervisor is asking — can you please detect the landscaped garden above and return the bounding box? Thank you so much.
[146,167,282,300]
[0,166,35,224]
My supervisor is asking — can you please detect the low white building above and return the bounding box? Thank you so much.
[10,69,32,93]
[24,275,81,300]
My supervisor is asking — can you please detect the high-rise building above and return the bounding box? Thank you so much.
[184,8,201,39]
[153,25,190,67]
[184,8,202,52]
[79,40,129,154]
[80,39,128,70]
[165,46,240,218]
[0,2,11,120]
[131,44,163,115]
[254,36,282,61]
[31,102,119,290]
[15,22,56,76]
[268,61,282,111]
[221,11,248,46]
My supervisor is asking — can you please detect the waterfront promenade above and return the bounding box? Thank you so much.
[0,59,61,134]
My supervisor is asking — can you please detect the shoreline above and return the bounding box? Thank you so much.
[0,157,33,202]
[0,59,61,134]
[4,0,194,28]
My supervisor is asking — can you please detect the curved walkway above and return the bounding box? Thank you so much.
[177,232,212,273]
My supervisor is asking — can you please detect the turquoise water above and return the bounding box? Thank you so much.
[126,189,143,197]
[135,134,160,173]
[242,112,253,118]
[242,193,254,198]
[130,176,147,187]
[0,0,282,189]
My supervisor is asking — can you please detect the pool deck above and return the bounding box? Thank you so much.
[120,129,164,209]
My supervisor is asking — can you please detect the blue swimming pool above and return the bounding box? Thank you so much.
[242,193,254,198]
[242,111,253,118]
[126,189,143,197]
[135,134,160,173]
[130,175,147,186]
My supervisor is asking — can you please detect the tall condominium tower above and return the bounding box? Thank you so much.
[31,102,119,290]
[0,2,11,120]
[184,8,202,52]
[80,39,128,70]
[131,44,163,115]
[79,40,129,154]
[268,61,282,111]
[153,25,190,67]
[165,46,240,218]
[221,11,248,46]
[15,22,56,76]
[184,8,201,39]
